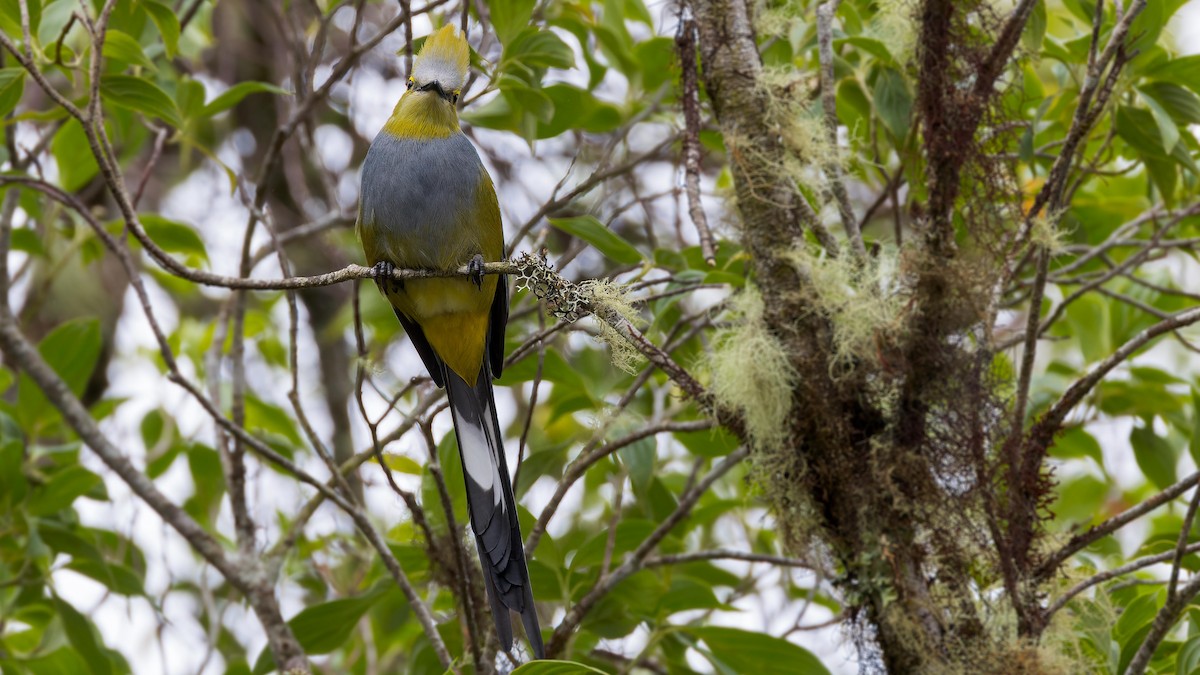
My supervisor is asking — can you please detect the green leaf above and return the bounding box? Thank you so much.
[140,0,180,58]
[1147,55,1200,94]
[659,577,728,614]
[100,74,182,127]
[200,81,289,118]
[52,594,113,675]
[16,319,102,432]
[1189,389,1200,467]
[499,75,555,124]
[252,588,388,672]
[51,118,100,192]
[0,0,42,39]
[573,519,656,570]
[1178,633,1200,675]
[1145,155,1178,205]
[422,430,467,530]
[1053,474,1108,525]
[1128,0,1167,54]
[488,0,536,45]
[27,465,103,516]
[20,647,91,674]
[185,443,225,525]
[1117,591,1164,672]
[1140,88,1181,154]
[0,438,28,504]
[504,28,575,70]
[0,67,25,117]
[618,434,655,495]
[676,426,740,458]
[1116,105,1200,174]
[1131,425,1178,490]
[535,84,621,139]
[632,36,675,92]
[290,589,386,654]
[1063,294,1110,363]
[1050,426,1104,468]
[1022,0,1046,52]
[836,37,894,66]
[512,661,608,674]
[245,395,303,446]
[1141,83,1200,125]
[549,216,643,265]
[375,452,422,475]
[139,214,208,262]
[102,29,156,71]
[11,227,45,256]
[66,558,144,596]
[689,626,831,675]
[873,68,912,140]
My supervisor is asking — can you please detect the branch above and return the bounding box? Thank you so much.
[643,550,813,569]
[974,0,1041,100]
[816,0,864,259]
[1025,306,1200,462]
[1042,541,1200,621]
[544,447,749,656]
[676,16,717,266]
[1035,466,1200,581]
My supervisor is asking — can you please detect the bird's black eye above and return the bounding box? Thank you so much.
[451,91,459,104]
[406,78,414,90]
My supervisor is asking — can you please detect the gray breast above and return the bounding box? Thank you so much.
[360,132,484,267]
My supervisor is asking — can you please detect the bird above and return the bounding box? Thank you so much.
[356,24,544,660]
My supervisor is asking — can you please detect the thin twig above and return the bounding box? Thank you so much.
[815,0,864,259]
[676,16,716,266]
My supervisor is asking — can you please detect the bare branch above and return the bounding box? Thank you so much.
[1026,306,1200,462]
[1036,467,1200,581]
[676,16,717,266]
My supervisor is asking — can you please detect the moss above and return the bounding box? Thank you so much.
[753,0,803,46]
[872,0,918,65]
[1029,211,1069,256]
[786,248,906,378]
[708,285,798,451]
[583,279,645,375]
[758,67,839,173]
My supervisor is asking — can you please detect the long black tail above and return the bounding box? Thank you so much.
[444,365,544,659]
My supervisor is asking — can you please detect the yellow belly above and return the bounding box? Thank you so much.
[386,275,497,382]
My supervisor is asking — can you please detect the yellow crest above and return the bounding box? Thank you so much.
[412,25,470,91]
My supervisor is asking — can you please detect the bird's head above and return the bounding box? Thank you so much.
[407,24,469,106]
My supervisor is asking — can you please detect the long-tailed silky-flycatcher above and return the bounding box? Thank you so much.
[356,24,543,659]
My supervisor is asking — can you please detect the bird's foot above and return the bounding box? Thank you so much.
[373,261,402,293]
[468,254,485,290]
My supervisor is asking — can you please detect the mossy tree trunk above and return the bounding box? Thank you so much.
[688,0,1145,671]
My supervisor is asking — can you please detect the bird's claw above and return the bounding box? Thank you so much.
[373,261,401,294]
[468,254,485,290]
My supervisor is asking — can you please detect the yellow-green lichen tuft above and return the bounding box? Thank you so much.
[1029,211,1069,256]
[583,279,645,375]
[786,248,906,377]
[758,67,839,173]
[872,0,917,66]
[708,286,798,450]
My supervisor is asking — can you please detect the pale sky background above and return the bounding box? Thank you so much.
[14,4,1200,675]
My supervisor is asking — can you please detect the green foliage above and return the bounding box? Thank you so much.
[688,626,830,674]
[549,216,643,266]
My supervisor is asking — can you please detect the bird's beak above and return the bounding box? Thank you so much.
[418,80,455,103]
